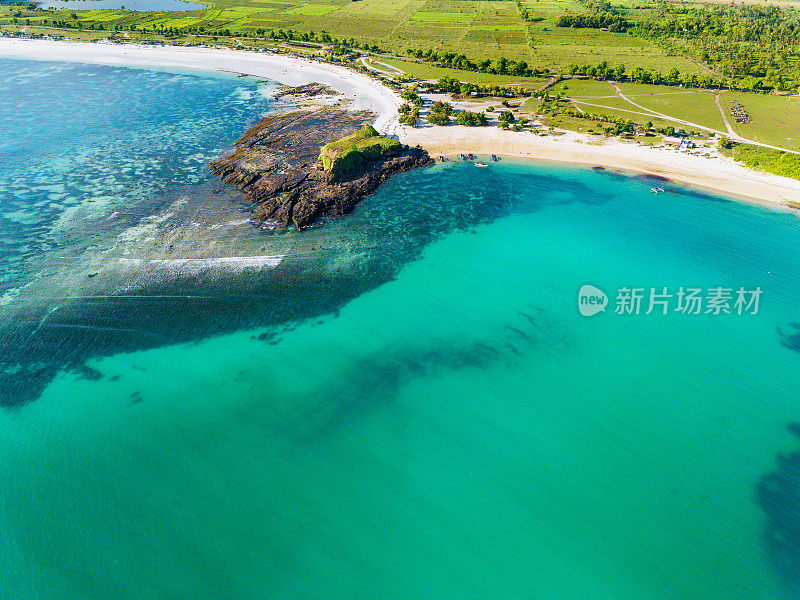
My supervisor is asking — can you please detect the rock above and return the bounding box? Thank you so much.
[274,83,341,98]
[209,107,433,230]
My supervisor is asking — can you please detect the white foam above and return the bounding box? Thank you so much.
[116,255,285,274]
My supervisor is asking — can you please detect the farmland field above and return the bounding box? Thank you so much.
[0,0,708,72]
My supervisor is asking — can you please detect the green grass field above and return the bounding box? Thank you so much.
[616,83,726,132]
[723,91,800,150]
[547,78,718,133]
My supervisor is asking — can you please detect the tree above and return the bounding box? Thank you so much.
[427,100,453,125]
[401,89,422,105]
[431,101,453,115]
[400,107,419,127]
[499,110,515,124]
[427,111,449,125]
[630,66,647,81]
[511,60,529,76]
[455,110,488,126]
[496,56,509,74]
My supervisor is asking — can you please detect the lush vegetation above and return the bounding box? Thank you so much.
[631,3,800,91]
[425,76,529,99]
[398,102,420,127]
[455,110,488,126]
[732,144,800,181]
[557,0,629,32]
[427,101,453,125]
[318,124,400,179]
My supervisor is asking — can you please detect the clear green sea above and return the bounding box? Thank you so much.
[1,57,800,599]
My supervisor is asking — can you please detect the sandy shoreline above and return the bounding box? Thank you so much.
[0,38,402,132]
[2,37,800,208]
[401,125,800,208]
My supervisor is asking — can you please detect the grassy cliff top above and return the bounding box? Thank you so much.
[319,125,401,179]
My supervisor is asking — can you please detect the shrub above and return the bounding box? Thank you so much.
[455,111,488,126]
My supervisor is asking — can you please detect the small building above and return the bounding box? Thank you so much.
[663,136,683,147]
[635,127,647,137]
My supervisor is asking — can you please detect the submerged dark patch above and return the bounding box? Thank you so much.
[756,423,800,598]
[287,310,548,443]
[778,324,800,353]
[638,173,671,182]
[0,164,611,408]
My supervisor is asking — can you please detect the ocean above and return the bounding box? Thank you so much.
[1,56,799,599]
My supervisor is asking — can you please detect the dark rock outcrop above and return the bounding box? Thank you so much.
[209,107,433,230]
[274,82,341,98]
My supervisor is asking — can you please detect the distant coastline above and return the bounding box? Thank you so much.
[2,37,800,209]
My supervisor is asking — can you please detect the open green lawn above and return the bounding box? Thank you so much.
[548,79,707,131]
[551,79,725,133]
[571,103,678,130]
[554,79,650,113]
[724,91,800,151]
[552,78,615,97]
[617,82,726,132]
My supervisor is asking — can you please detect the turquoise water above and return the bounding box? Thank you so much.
[2,57,800,599]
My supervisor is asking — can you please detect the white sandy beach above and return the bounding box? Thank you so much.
[2,37,800,208]
[401,124,800,207]
[0,37,402,132]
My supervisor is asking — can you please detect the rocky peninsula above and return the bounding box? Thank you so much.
[209,106,432,230]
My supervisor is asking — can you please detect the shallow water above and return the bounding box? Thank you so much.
[1,56,800,599]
